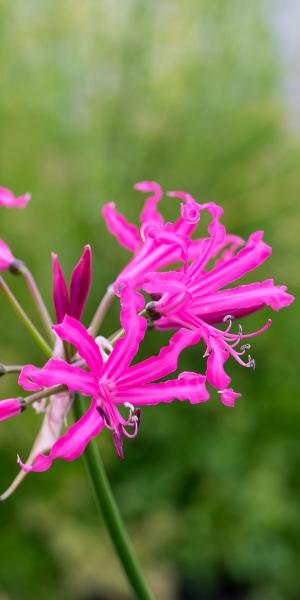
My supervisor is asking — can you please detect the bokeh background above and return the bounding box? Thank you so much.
[0,1,299,599]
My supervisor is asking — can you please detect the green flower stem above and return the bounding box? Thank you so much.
[73,394,155,600]
[19,264,54,343]
[89,285,115,336]
[0,276,52,359]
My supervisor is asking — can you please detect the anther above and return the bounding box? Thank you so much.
[223,314,235,323]
[240,344,251,351]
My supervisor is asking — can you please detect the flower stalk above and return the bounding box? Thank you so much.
[89,284,115,336]
[18,263,54,343]
[0,276,52,358]
[73,394,155,600]
[0,364,24,376]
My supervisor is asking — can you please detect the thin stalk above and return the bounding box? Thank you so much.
[73,395,155,600]
[19,264,54,343]
[89,285,115,336]
[24,384,66,406]
[0,364,24,376]
[0,276,52,358]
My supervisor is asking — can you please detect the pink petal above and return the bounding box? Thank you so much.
[0,239,15,271]
[102,202,141,253]
[114,372,209,405]
[212,234,244,265]
[53,316,103,378]
[104,281,147,380]
[134,181,164,224]
[0,187,31,208]
[189,231,272,295]
[187,202,226,277]
[18,399,104,472]
[19,360,97,396]
[206,336,231,390]
[220,388,241,407]
[52,252,69,323]
[69,244,92,320]
[168,191,201,237]
[118,328,201,386]
[0,398,23,422]
[190,279,295,323]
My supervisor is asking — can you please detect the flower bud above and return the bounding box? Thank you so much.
[0,398,25,422]
[69,244,92,320]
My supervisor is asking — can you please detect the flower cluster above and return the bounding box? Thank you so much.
[0,182,294,496]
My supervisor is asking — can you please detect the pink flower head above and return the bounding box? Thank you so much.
[0,398,24,422]
[141,192,294,404]
[52,245,92,322]
[102,182,216,293]
[0,239,15,272]
[17,281,208,472]
[0,187,31,208]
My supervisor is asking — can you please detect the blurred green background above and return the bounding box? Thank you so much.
[0,1,299,599]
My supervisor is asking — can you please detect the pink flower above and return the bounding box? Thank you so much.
[140,193,294,404]
[102,182,213,292]
[0,239,15,272]
[17,281,208,471]
[0,398,24,422]
[52,245,92,322]
[0,187,31,208]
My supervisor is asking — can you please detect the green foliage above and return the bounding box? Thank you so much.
[0,1,299,598]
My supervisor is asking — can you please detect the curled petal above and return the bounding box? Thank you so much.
[0,239,15,271]
[0,398,23,422]
[52,253,69,323]
[53,316,103,379]
[168,191,201,236]
[19,360,97,396]
[0,187,31,208]
[114,373,209,405]
[102,202,141,253]
[18,399,104,472]
[69,245,92,320]
[188,203,226,277]
[134,181,164,224]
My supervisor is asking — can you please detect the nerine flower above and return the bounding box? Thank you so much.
[141,191,294,403]
[0,187,31,208]
[52,244,92,322]
[0,239,15,272]
[102,182,227,292]
[17,281,208,471]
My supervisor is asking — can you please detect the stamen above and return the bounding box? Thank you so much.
[223,314,235,333]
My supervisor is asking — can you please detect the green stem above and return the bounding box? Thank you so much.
[19,264,54,343]
[89,285,115,336]
[73,395,155,600]
[0,276,52,359]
